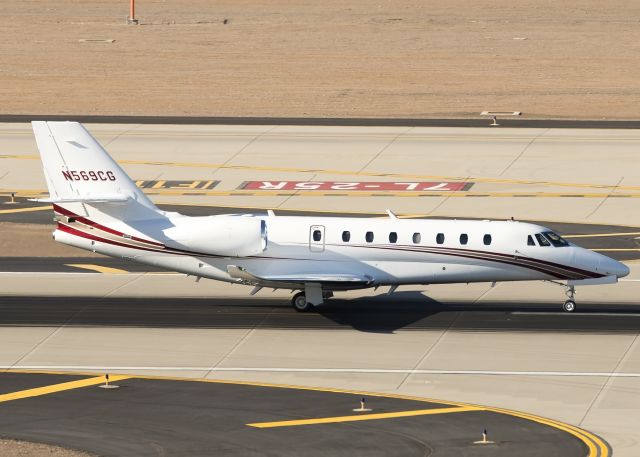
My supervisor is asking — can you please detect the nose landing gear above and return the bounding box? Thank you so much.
[563,285,576,313]
[545,281,578,312]
[563,299,576,312]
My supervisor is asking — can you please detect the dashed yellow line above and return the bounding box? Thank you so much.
[65,264,128,274]
[564,232,640,238]
[2,152,640,192]
[0,375,131,403]
[8,189,640,199]
[247,405,478,428]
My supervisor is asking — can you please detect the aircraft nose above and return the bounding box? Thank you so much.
[600,257,630,278]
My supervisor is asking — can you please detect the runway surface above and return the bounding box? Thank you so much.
[1,122,639,455]
[0,372,603,457]
[1,295,640,333]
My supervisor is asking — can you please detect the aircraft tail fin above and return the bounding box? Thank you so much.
[32,121,157,211]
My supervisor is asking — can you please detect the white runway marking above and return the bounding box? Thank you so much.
[510,312,640,317]
[4,366,640,377]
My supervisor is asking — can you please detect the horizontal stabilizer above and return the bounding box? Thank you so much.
[30,194,131,204]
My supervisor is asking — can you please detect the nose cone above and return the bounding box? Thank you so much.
[600,257,630,278]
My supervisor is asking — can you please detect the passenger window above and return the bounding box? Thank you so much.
[436,233,445,244]
[483,234,492,245]
[412,232,421,244]
[527,235,536,246]
[460,234,468,245]
[342,231,350,242]
[366,231,374,243]
[389,232,398,243]
[313,230,322,242]
[535,233,551,247]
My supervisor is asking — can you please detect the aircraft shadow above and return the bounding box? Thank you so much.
[0,293,639,333]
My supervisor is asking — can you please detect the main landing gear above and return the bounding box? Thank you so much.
[292,292,313,312]
[563,285,576,313]
[291,290,333,312]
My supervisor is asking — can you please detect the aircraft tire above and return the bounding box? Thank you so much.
[563,300,576,313]
[292,292,312,312]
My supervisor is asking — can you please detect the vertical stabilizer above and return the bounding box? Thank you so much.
[32,121,156,210]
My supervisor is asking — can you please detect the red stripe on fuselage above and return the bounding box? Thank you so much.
[53,204,165,248]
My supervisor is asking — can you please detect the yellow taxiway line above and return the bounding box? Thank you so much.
[0,205,51,214]
[6,188,640,198]
[2,152,640,192]
[247,405,478,428]
[0,375,131,404]
[2,369,608,456]
[65,264,128,274]
[564,232,640,238]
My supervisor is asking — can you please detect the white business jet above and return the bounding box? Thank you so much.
[32,121,629,312]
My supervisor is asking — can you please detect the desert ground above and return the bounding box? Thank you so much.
[1,0,640,119]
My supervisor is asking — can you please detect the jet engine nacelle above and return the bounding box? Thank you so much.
[163,216,267,257]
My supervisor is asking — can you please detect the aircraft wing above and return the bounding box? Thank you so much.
[227,265,374,289]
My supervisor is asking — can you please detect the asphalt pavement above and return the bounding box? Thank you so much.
[0,371,599,457]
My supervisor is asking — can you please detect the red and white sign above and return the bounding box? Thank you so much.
[240,181,472,191]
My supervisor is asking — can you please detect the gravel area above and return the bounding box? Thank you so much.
[1,1,640,119]
[0,440,94,457]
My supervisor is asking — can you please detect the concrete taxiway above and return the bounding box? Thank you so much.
[1,122,639,456]
[3,123,640,226]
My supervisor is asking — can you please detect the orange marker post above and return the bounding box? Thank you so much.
[128,0,139,24]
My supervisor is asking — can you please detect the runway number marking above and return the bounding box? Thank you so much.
[239,181,472,191]
[0,375,131,404]
[247,405,479,428]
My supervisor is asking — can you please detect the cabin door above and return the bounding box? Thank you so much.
[309,225,325,252]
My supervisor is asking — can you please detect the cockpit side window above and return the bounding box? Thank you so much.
[527,235,536,246]
[535,233,551,247]
[543,231,570,247]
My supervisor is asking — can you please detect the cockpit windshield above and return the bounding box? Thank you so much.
[542,231,570,247]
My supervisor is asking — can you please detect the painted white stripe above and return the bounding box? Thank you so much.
[3,366,640,377]
[511,312,640,317]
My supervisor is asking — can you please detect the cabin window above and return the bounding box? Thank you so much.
[342,231,350,242]
[412,232,421,244]
[535,233,551,247]
[543,231,570,247]
[483,234,492,245]
[436,233,445,245]
[527,235,536,246]
[366,231,374,243]
[389,232,398,243]
[460,234,468,245]
[312,230,322,242]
